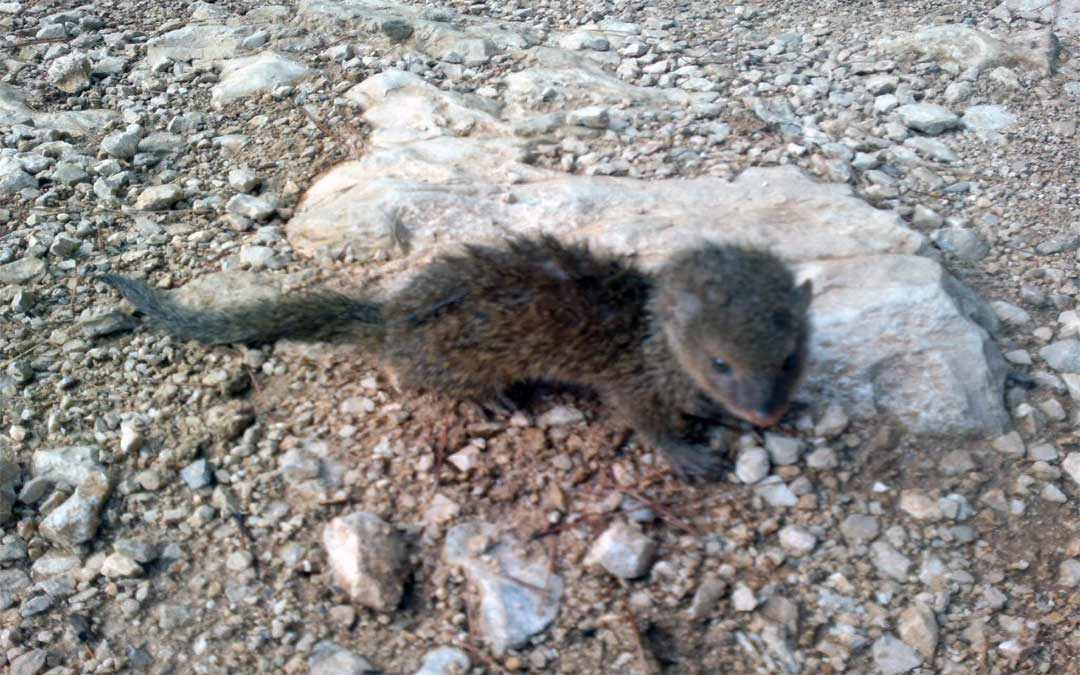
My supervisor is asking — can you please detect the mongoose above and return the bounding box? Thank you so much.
[102,235,812,480]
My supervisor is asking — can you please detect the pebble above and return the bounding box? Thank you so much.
[415,647,471,675]
[778,524,817,556]
[1062,453,1080,486]
[228,167,259,193]
[308,641,374,675]
[871,541,912,580]
[764,433,801,465]
[227,194,276,221]
[899,490,942,521]
[754,477,799,507]
[444,522,561,655]
[731,582,758,611]
[585,520,656,579]
[47,53,92,93]
[10,649,47,675]
[735,446,770,484]
[180,459,213,489]
[898,603,939,658]
[323,512,409,611]
[39,473,111,547]
[100,552,142,578]
[990,301,1031,326]
[872,634,923,674]
[135,184,184,210]
[840,514,880,544]
[896,103,959,135]
[537,405,585,427]
[101,126,143,158]
[1040,340,1080,373]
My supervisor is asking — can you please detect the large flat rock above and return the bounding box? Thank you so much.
[279,12,1005,437]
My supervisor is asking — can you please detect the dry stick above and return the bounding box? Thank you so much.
[2,36,68,49]
[618,488,700,536]
[621,596,657,675]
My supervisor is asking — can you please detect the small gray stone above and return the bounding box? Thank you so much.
[898,603,939,658]
[101,126,142,158]
[872,634,923,674]
[871,541,913,580]
[227,194,276,221]
[754,477,798,507]
[415,647,471,675]
[228,167,259,193]
[899,490,942,521]
[896,103,959,135]
[731,582,758,611]
[840,514,880,544]
[1059,559,1080,587]
[0,157,38,195]
[0,256,46,285]
[20,593,54,617]
[912,205,943,228]
[135,184,184,210]
[47,53,91,93]
[778,524,816,556]
[1040,340,1080,373]
[687,575,727,621]
[10,648,47,675]
[101,552,142,578]
[308,641,374,675]
[381,19,414,42]
[137,132,185,154]
[585,520,656,579]
[180,459,213,489]
[806,446,838,469]
[323,512,408,611]
[931,228,989,261]
[736,447,770,484]
[53,162,90,186]
[992,431,1026,457]
[1062,452,1080,486]
[39,473,111,547]
[537,405,585,427]
[765,434,801,465]
[566,106,610,129]
[989,301,1031,326]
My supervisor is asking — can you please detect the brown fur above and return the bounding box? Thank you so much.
[103,235,812,480]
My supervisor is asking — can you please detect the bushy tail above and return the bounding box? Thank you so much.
[100,275,383,345]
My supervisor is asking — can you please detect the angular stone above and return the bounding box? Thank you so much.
[135,184,184,210]
[415,647,471,675]
[308,641,373,675]
[585,520,656,579]
[323,512,408,611]
[212,52,310,107]
[146,24,247,70]
[0,256,45,284]
[1040,340,1080,373]
[736,447,770,484]
[896,103,960,135]
[39,472,112,547]
[898,603,939,658]
[47,52,91,93]
[871,541,912,580]
[778,524,817,556]
[872,634,923,674]
[879,24,1056,75]
[444,521,561,655]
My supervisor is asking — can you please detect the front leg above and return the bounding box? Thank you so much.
[608,388,726,482]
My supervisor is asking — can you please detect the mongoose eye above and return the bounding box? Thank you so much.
[712,358,732,375]
[781,352,799,373]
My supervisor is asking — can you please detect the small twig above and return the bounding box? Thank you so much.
[3,36,68,49]
[618,488,701,536]
[231,512,260,575]
[621,597,658,675]
[460,643,507,674]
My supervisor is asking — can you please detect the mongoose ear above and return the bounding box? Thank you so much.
[794,280,813,311]
[660,289,704,325]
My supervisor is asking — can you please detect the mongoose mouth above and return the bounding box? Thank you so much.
[730,405,788,428]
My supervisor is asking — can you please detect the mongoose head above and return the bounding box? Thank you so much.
[653,244,812,427]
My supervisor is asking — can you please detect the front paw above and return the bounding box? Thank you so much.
[660,441,726,483]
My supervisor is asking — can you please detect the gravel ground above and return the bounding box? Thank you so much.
[3,0,1080,674]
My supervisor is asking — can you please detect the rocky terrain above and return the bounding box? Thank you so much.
[2,0,1080,673]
